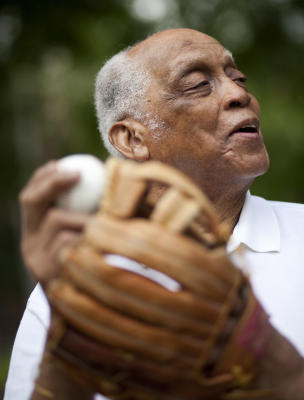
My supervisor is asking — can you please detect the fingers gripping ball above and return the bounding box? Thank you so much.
[56,154,106,213]
[47,158,273,400]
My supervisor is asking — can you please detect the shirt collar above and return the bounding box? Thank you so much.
[227,192,281,254]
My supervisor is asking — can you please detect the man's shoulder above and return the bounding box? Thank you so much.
[252,194,304,228]
[267,198,304,209]
[256,196,304,214]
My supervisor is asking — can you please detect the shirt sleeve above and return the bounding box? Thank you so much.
[4,284,50,400]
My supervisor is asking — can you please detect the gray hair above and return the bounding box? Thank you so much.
[95,47,165,158]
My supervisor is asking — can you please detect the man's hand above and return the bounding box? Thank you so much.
[19,161,90,287]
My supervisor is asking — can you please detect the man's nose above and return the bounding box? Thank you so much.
[222,79,250,110]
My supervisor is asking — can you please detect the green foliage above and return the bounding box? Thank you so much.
[0,349,11,396]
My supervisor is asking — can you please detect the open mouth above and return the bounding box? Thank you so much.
[230,119,259,136]
[237,125,258,133]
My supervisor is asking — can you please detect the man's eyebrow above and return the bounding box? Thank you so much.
[169,49,236,84]
[169,58,211,83]
[224,49,235,64]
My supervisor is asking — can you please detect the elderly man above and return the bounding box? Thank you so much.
[4,28,304,399]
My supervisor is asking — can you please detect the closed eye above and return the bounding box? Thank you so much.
[237,76,247,83]
[191,80,210,90]
[183,80,211,95]
[234,76,247,88]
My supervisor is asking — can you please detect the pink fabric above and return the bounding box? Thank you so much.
[238,302,271,358]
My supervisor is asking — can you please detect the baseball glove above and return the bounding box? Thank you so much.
[46,157,273,400]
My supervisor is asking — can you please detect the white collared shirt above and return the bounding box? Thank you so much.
[4,193,304,399]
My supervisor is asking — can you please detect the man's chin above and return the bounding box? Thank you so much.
[233,139,269,172]
[238,152,270,180]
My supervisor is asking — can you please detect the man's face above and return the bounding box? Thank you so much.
[132,29,269,190]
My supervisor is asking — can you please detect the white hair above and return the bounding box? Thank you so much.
[95,47,166,158]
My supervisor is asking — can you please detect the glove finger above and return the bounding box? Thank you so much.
[62,260,213,338]
[85,214,241,302]
[62,243,222,327]
[48,280,207,363]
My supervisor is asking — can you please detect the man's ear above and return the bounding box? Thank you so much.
[109,119,150,161]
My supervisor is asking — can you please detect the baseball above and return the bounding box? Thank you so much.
[56,154,107,213]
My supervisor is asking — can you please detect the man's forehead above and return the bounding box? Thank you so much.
[129,29,233,78]
[130,28,218,52]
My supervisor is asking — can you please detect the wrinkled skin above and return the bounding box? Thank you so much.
[130,30,269,185]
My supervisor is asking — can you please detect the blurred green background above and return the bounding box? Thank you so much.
[1,0,304,396]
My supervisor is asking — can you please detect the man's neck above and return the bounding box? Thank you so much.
[198,180,251,233]
[212,189,247,232]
